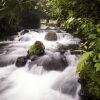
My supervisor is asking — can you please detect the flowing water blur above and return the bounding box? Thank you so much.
[0,26,81,100]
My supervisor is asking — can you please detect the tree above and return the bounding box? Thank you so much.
[37,0,60,21]
[0,0,39,37]
[57,0,100,21]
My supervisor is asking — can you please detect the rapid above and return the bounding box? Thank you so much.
[0,26,81,100]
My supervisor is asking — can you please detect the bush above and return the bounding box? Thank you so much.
[74,18,100,99]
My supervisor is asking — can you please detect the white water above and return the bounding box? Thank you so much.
[0,27,81,100]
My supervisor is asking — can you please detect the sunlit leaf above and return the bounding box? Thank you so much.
[94,62,100,71]
[77,51,94,73]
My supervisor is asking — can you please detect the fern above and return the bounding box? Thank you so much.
[77,51,93,73]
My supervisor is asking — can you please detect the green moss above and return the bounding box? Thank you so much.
[28,41,45,56]
[80,62,100,99]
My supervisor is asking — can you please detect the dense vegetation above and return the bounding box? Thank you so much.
[0,0,40,39]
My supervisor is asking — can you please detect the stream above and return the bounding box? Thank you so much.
[0,26,81,100]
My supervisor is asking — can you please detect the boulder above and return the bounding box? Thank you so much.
[15,56,28,67]
[28,41,45,56]
[28,52,68,71]
[58,44,79,53]
[15,41,45,67]
[45,31,57,41]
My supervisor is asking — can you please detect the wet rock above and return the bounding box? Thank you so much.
[28,41,45,56]
[30,55,40,61]
[65,44,79,50]
[45,31,57,41]
[58,44,79,53]
[70,50,82,55]
[57,29,62,33]
[15,41,45,67]
[28,52,68,71]
[46,26,51,30]
[78,78,95,100]
[20,29,29,35]
[54,27,62,33]
[15,56,28,67]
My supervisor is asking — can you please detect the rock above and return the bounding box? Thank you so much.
[30,55,39,61]
[15,56,28,67]
[78,78,95,100]
[45,31,57,41]
[46,26,51,30]
[58,44,79,53]
[28,52,68,71]
[28,41,45,56]
[20,29,29,35]
[57,29,62,33]
[70,50,82,55]
[65,44,79,50]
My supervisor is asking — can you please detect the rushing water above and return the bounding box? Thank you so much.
[0,27,81,100]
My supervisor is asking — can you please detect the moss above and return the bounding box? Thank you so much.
[28,41,45,56]
[80,62,100,99]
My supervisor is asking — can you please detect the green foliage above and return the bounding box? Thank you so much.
[0,0,33,25]
[0,0,39,36]
[75,19,100,99]
[80,62,100,99]
[77,51,93,72]
[59,0,100,19]
[73,18,100,73]
[93,53,100,72]
[28,41,45,56]
[37,0,60,19]
[94,63,100,72]
[61,6,100,98]
[38,0,100,99]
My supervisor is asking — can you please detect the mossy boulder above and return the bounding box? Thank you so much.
[28,41,45,56]
[45,31,57,41]
[79,62,100,100]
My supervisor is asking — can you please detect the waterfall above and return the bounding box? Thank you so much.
[0,26,81,100]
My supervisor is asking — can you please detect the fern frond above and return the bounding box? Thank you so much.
[77,51,93,73]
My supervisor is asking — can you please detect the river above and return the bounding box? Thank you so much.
[0,26,81,100]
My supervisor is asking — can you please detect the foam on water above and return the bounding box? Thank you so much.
[0,27,81,100]
[0,65,80,100]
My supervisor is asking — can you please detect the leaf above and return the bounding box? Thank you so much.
[77,51,93,73]
[88,34,96,39]
[94,62,100,67]
[0,7,7,12]
[96,28,100,33]
[98,53,100,59]
[94,63,100,71]
[95,42,100,50]
[96,66,100,72]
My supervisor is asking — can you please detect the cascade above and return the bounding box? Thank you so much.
[0,26,81,100]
